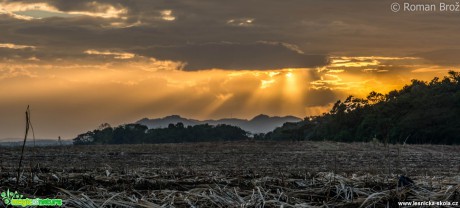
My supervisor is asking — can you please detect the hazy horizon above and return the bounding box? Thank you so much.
[1,0,460,139]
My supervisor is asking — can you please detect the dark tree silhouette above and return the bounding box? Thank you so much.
[266,71,460,144]
[73,122,249,145]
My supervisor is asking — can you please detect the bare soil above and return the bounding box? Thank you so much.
[1,141,459,207]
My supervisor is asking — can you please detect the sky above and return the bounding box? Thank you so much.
[1,0,460,139]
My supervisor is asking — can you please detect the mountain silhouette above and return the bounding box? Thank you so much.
[136,114,302,133]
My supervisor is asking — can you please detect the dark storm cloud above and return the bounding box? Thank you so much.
[304,89,340,107]
[133,42,328,70]
[2,0,460,68]
[414,49,460,66]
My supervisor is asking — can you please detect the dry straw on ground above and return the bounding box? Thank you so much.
[1,141,459,207]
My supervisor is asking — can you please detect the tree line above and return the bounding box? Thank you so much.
[74,71,460,145]
[265,71,460,144]
[73,123,249,145]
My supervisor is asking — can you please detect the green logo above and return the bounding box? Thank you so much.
[1,189,62,207]
[1,189,23,205]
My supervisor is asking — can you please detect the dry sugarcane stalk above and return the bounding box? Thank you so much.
[16,105,30,188]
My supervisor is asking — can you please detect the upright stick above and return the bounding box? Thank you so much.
[16,105,30,188]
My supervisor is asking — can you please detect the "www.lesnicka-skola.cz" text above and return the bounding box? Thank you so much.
[398,201,459,206]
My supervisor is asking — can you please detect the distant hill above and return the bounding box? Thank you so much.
[136,114,302,133]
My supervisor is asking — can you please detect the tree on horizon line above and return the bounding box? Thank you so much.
[266,71,460,144]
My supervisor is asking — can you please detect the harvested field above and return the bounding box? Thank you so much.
[1,141,459,207]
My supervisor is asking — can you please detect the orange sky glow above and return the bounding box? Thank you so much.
[1,0,459,139]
